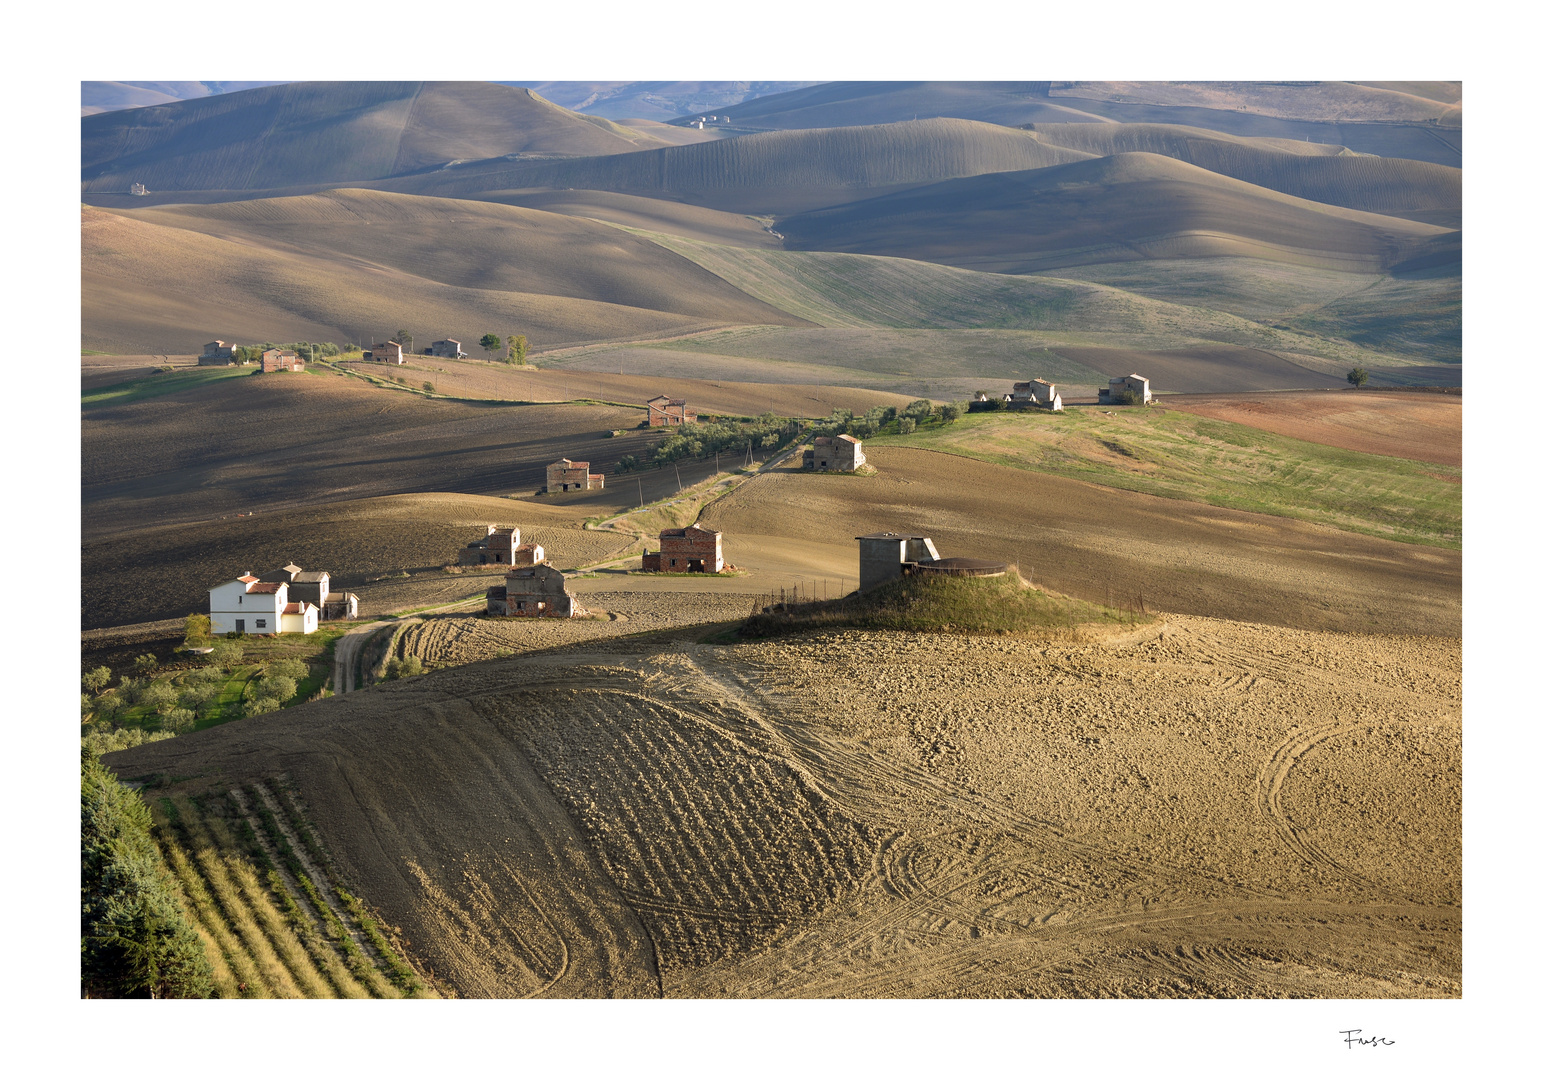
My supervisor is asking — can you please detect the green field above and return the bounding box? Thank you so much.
[82,365,256,409]
[874,407,1461,548]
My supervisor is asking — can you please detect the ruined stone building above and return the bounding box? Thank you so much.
[856,532,941,590]
[647,395,697,426]
[546,458,604,492]
[1099,373,1152,405]
[427,339,465,358]
[198,340,241,366]
[260,348,304,373]
[803,434,866,471]
[486,564,586,617]
[459,525,521,565]
[364,341,404,364]
[641,525,724,573]
[1010,379,1063,411]
[515,541,545,566]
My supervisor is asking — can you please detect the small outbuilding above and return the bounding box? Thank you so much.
[427,339,465,358]
[255,563,358,621]
[260,348,304,373]
[364,341,405,364]
[856,532,940,591]
[546,458,604,492]
[1010,379,1063,411]
[198,340,241,366]
[515,541,545,566]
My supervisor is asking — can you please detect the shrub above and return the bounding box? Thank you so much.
[897,417,917,434]
[400,656,423,678]
[208,641,243,669]
[423,382,435,393]
[132,653,159,674]
[937,402,964,422]
[160,708,196,734]
[904,399,933,420]
[177,683,219,714]
[246,675,296,704]
[183,614,211,648]
[83,667,112,694]
[266,658,309,681]
[243,697,282,717]
[137,681,179,713]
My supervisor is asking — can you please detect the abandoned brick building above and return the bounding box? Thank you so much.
[486,564,586,617]
[640,525,724,573]
[803,434,866,472]
[458,525,545,567]
[260,348,304,373]
[363,341,404,364]
[647,395,696,426]
[427,338,465,358]
[546,458,604,492]
[1099,373,1152,405]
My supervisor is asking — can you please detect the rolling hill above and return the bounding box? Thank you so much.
[81,81,669,194]
[777,152,1456,275]
[83,190,807,353]
[1024,123,1461,225]
[381,118,1094,214]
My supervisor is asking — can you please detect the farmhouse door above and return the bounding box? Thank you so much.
[235,619,245,633]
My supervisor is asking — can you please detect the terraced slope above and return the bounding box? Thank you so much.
[82,81,667,193]
[1025,123,1461,224]
[382,119,1095,214]
[778,153,1456,275]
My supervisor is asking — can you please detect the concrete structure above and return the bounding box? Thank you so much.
[1099,373,1152,405]
[427,339,465,358]
[514,541,545,566]
[363,341,405,364]
[459,525,521,566]
[803,434,866,472]
[1010,379,1063,411]
[647,395,697,426]
[856,533,941,591]
[546,458,604,492]
[260,348,304,373]
[912,557,1007,579]
[209,572,316,636]
[198,340,241,366]
[640,525,724,573]
[486,564,586,617]
[257,564,356,621]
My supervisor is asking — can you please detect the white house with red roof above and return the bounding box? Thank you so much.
[209,572,318,636]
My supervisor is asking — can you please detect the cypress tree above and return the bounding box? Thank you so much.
[80,747,212,998]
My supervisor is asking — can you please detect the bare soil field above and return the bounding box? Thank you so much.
[698,448,1460,637]
[1054,345,1342,393]
[81,493,628,630]
[107,613,1459,998]
[1163,390,1462,467]
[81,370,655,538]
[81,354,198,390]
[355,357,919,417]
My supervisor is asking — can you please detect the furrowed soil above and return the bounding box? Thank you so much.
[107,613,1459,998]
[1162,390,1461,467]
[698,448,1460,637]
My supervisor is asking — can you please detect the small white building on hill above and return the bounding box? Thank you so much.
[209,572,317,635]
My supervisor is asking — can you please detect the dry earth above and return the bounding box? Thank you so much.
[1163,390,1462,467]
[108,613,1459,998]
[698,448,1461,637]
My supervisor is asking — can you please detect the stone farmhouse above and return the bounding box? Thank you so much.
[261,348,304,373]
[257,563,358,621]
[427,339,465,358]
[546,458,604,492]
[486,564,586,617]
[647,395,697,426]
[803,434,865,472]
[363,341,405,364]
[641,525,724,573]
[209,572,318,636]
[1099,373,1152,405]
[1010,379,1063,411]
[458,526,545,567]
[198,340,242,366]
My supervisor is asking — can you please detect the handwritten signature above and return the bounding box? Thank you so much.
[1341,1029,1395,1049]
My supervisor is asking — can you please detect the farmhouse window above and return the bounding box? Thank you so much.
[256,619,266,628]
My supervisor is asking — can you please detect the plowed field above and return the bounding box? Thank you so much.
[107,612,1460,998]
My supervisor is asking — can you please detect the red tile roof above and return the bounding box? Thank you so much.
[249,582,283,594]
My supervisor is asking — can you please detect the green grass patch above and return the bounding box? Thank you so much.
[875,407,1461,548]
[741,572,1148,640]
[82,365,256,409]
